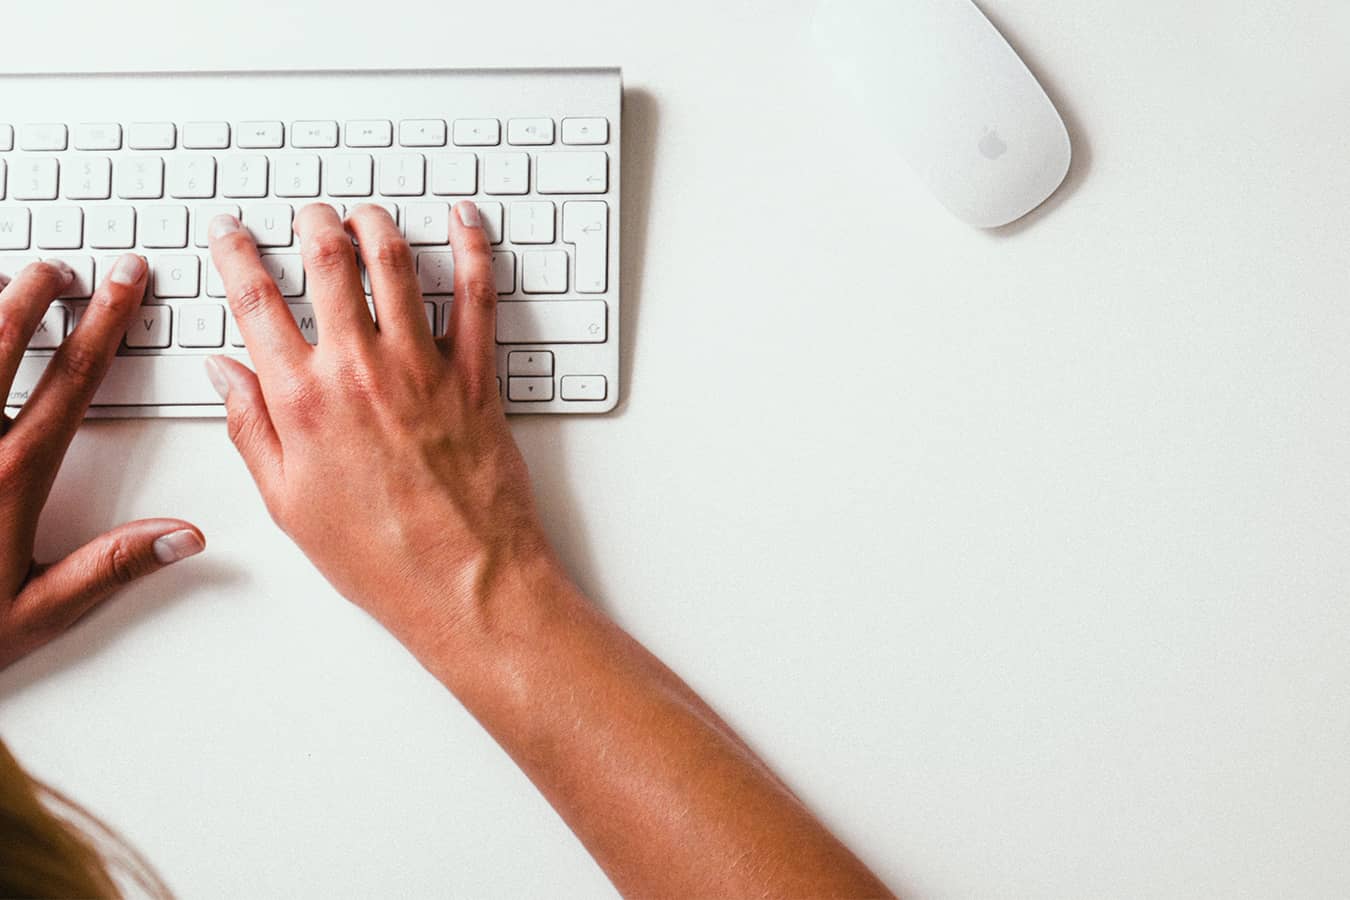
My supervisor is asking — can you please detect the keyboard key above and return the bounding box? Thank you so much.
[562,201,608,293]
[0,159,5,199]
[274,154,321,197]
[326,154,374,197]
[378,154,425,196]
[508,118,554,146]
[496,300,606,344]
[220,155,269,198]
[88,207,136,249]
[260,254,305,296]
[178,302,224,346]
[404,202,450,245]
[243,203,294,247]
[20,124,67,151]
[34,207,83,250]
[28,306,66,349]
[183,122,231,149]
[237,121,284,149]
[64,156,113,200]
[13,157,59,200]
[125,306,172,349]
[536,151,608,194]
[73,123,122,151]
[115,157,165,199]
[453,119,500,146]
[345,120,393,148]
[430,153,477,195]
[561,117,608,145]
[493,251,516,293]
[194,203,241,247]
[559,374,607,400]
[522,249,568,293]
[416,251,455,294]
[0,209,31,250]
[425,301,437,334]
[508,376,553,402]
[10,353,226,406]
[167,155,217,198]
[152,255,200,297]
[290,303,318,344]
[400,119,447,147]
[508,350,553,376]
[0,124,12,151]
[141,206,189,248]
[484,152,529,195]
[474,201,503,244]
[292,121,339,148]
[206,259,226,298]
[127,122,176,150]
[0,255,39,280]
[509,201,555,244]
[42,255,94,299]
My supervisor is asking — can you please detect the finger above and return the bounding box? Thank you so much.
[0,260,76,402]
[9,254,146,453]
[294,203,375,346]
[208,215,311,382]
[204,355,283,494]
[445,201,498,385]
[345,203,432,344]
[12,518,203,650]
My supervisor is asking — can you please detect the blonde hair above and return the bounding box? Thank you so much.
[0,737,172,899]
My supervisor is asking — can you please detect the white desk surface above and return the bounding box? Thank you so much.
[3,2,1349,897]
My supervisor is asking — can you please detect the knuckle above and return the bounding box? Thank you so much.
[370,238,413,273]
[107,539,139,585]
[232,278,278,319]
[57,340,106,383]
[0,310,25,357]
[304,231,354,275]
[30,261,68,289]
[462,274,496,308]
[225,404,257,449]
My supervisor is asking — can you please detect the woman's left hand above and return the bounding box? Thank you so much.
[0,256,204,671]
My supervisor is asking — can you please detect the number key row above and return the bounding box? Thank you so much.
[0,151,608,201]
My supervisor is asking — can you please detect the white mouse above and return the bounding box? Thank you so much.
[813,0,1073,228]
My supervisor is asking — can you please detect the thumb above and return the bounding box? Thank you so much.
[204,355,283,491]
[15,518,204,643]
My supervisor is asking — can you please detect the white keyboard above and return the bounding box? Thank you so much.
[0,68,621,416]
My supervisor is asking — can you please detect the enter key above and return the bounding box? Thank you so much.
[562,201,608,293]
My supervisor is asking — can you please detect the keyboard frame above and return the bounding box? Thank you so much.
[0,67,622,417]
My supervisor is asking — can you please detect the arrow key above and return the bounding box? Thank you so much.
[508,376,553,402]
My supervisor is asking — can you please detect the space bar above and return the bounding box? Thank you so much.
[7,354,226,408]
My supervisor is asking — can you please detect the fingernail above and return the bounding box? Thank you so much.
[109,253,146,286]
[45,259,75,285]
[204,356,230,401]
[153,529,204,565]
[455,201,481,228]
[209,214,241,240]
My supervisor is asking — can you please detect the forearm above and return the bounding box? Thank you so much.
[408,555,893,899]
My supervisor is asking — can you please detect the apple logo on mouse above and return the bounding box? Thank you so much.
[978,128,1008,160]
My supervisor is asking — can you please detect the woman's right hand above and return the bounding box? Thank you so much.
[206,202,558,657]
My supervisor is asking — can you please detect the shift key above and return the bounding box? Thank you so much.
[496,300,607,344]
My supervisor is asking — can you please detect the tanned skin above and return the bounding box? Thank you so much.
[0,203,893,899]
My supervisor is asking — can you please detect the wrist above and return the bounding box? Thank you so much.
[391,541,585,692]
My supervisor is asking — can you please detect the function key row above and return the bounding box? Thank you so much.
[0,117,609,153]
